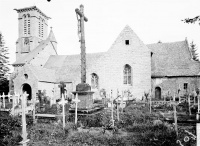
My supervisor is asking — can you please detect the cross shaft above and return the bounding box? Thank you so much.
[75,4,88,84]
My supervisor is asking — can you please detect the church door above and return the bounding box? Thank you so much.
[155,87,161,99]
[22,83,32,100]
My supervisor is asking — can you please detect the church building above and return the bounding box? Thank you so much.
[11,6,200,102]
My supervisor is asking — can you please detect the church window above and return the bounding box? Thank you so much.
[123,64,131,85]
[91,73,98,89]
[125,40,129,45]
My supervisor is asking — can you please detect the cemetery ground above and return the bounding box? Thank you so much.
[0,95,197,146]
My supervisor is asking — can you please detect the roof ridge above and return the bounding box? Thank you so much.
[146,40,186,46]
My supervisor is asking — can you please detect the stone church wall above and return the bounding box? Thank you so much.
[152,77,200,98]
[95,26,151,100]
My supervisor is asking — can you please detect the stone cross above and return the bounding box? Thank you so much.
[75,4,88,84]
[20,92,30,146]
[61,93,68,129]
[72,93,80,124]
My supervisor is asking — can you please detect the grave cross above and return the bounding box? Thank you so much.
[72,93,80,124]
[2,92,5,108]
[61,94,68,129]
[171,94,178,136]
[120,91,124,113]
[197,94,200,120]
[20,92,30,146]
[75,4,88,84]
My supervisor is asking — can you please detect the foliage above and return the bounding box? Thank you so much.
[0,32,10,94]
[190,41,199,61]
[183,16,200,24]
[0,112,22,146]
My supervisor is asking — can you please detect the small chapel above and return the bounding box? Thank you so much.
[10,6,200,102]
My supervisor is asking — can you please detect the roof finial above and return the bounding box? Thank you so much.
[50,26,53,30]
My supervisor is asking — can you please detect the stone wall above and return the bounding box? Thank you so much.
[152,77,200,98]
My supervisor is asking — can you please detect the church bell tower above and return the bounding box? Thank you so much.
[14,6,51,61]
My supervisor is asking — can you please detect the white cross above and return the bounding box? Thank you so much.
[61,94,68,129]
[2,92,5,108]
[72,93,80,124]
[20,91,30,146]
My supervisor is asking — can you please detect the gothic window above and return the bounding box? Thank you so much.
[91,73,98,89]
[123,64,132,85]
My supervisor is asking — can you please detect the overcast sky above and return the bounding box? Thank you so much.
[1,0,200,72]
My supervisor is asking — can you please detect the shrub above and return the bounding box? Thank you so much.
[0,112,22,146]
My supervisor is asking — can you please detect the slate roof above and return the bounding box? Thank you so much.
[44,52,105,82]
[147,40,200,77]
[25,64,56,82]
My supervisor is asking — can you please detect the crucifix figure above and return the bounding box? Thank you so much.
[75,4,88,84]
[58,81,66,97]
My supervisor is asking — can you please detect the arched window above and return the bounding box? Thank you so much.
[123,64,132,85]
[91,73,98,89]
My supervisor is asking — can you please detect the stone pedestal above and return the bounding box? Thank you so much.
[72,83,94,109]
